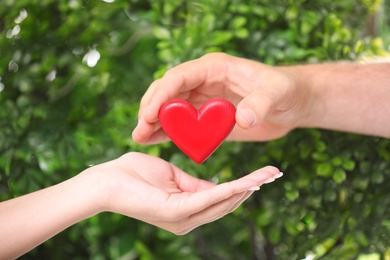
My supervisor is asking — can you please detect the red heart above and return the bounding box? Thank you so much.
[159,98,236,164]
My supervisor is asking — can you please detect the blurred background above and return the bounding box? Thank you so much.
[1,0,390,259]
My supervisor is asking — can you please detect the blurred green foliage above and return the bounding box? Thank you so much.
[1,0,390,259]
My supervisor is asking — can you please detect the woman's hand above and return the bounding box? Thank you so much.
[0,151,282,259]
[94,152,282,235]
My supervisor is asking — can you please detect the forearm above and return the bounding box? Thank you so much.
[288,62,390,137]
[0,171,102,259]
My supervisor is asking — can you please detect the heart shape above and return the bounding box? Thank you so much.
[159,98,236,164]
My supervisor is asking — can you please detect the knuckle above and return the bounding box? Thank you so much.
[118,152,135,161]
[201,52,229,62]
[162,67,176,78]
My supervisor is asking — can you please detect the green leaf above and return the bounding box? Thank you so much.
[206,31,234,46]
[342,159,356,171]
[230,16,247,29]
[235,28,249,39]
[333,168,346,183]
[153,26,171,40]
[316,163,333,177]
[134,240,154,260]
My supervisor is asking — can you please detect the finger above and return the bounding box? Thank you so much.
[173,190,253,235]
[236,72,292,129]
[238,165,281,185]
[144,62,206,123]
[132,79,160,143]
[132,118,157,143]
[144,53,232,123]
[178,188,264,235]
[132,118,171,144]
[177,169,281,235]
[132,56,212,143]
[151,190,249,235]
[138,79,160,120]
[138,79,191,121]
[197,190,253,224]
[137,128,171,144]
[152,167,281,234]
[174,166,280,218]
[170,163,217,193]
[225,190,253,213]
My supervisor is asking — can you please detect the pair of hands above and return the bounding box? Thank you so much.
[128,53,390,233]
[60,53,390,238]
[2,53,290,259]
[126,53,304,233]
[7,53,390,258]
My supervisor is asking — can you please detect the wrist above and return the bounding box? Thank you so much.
[75,165,112,215]
[81,154,137,215]
[277,64,325,129]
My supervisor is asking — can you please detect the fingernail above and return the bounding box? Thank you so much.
[238,108,256,128]
[263,178,275,184]
[263,172,283,184]
[248,186,260,191]
[274,172,284,179]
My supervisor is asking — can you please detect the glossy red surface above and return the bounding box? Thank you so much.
[159,98,236,164]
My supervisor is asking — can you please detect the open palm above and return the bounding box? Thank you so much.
[101,152,280,235]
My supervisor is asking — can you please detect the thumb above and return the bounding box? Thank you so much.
[236,88,277,129]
